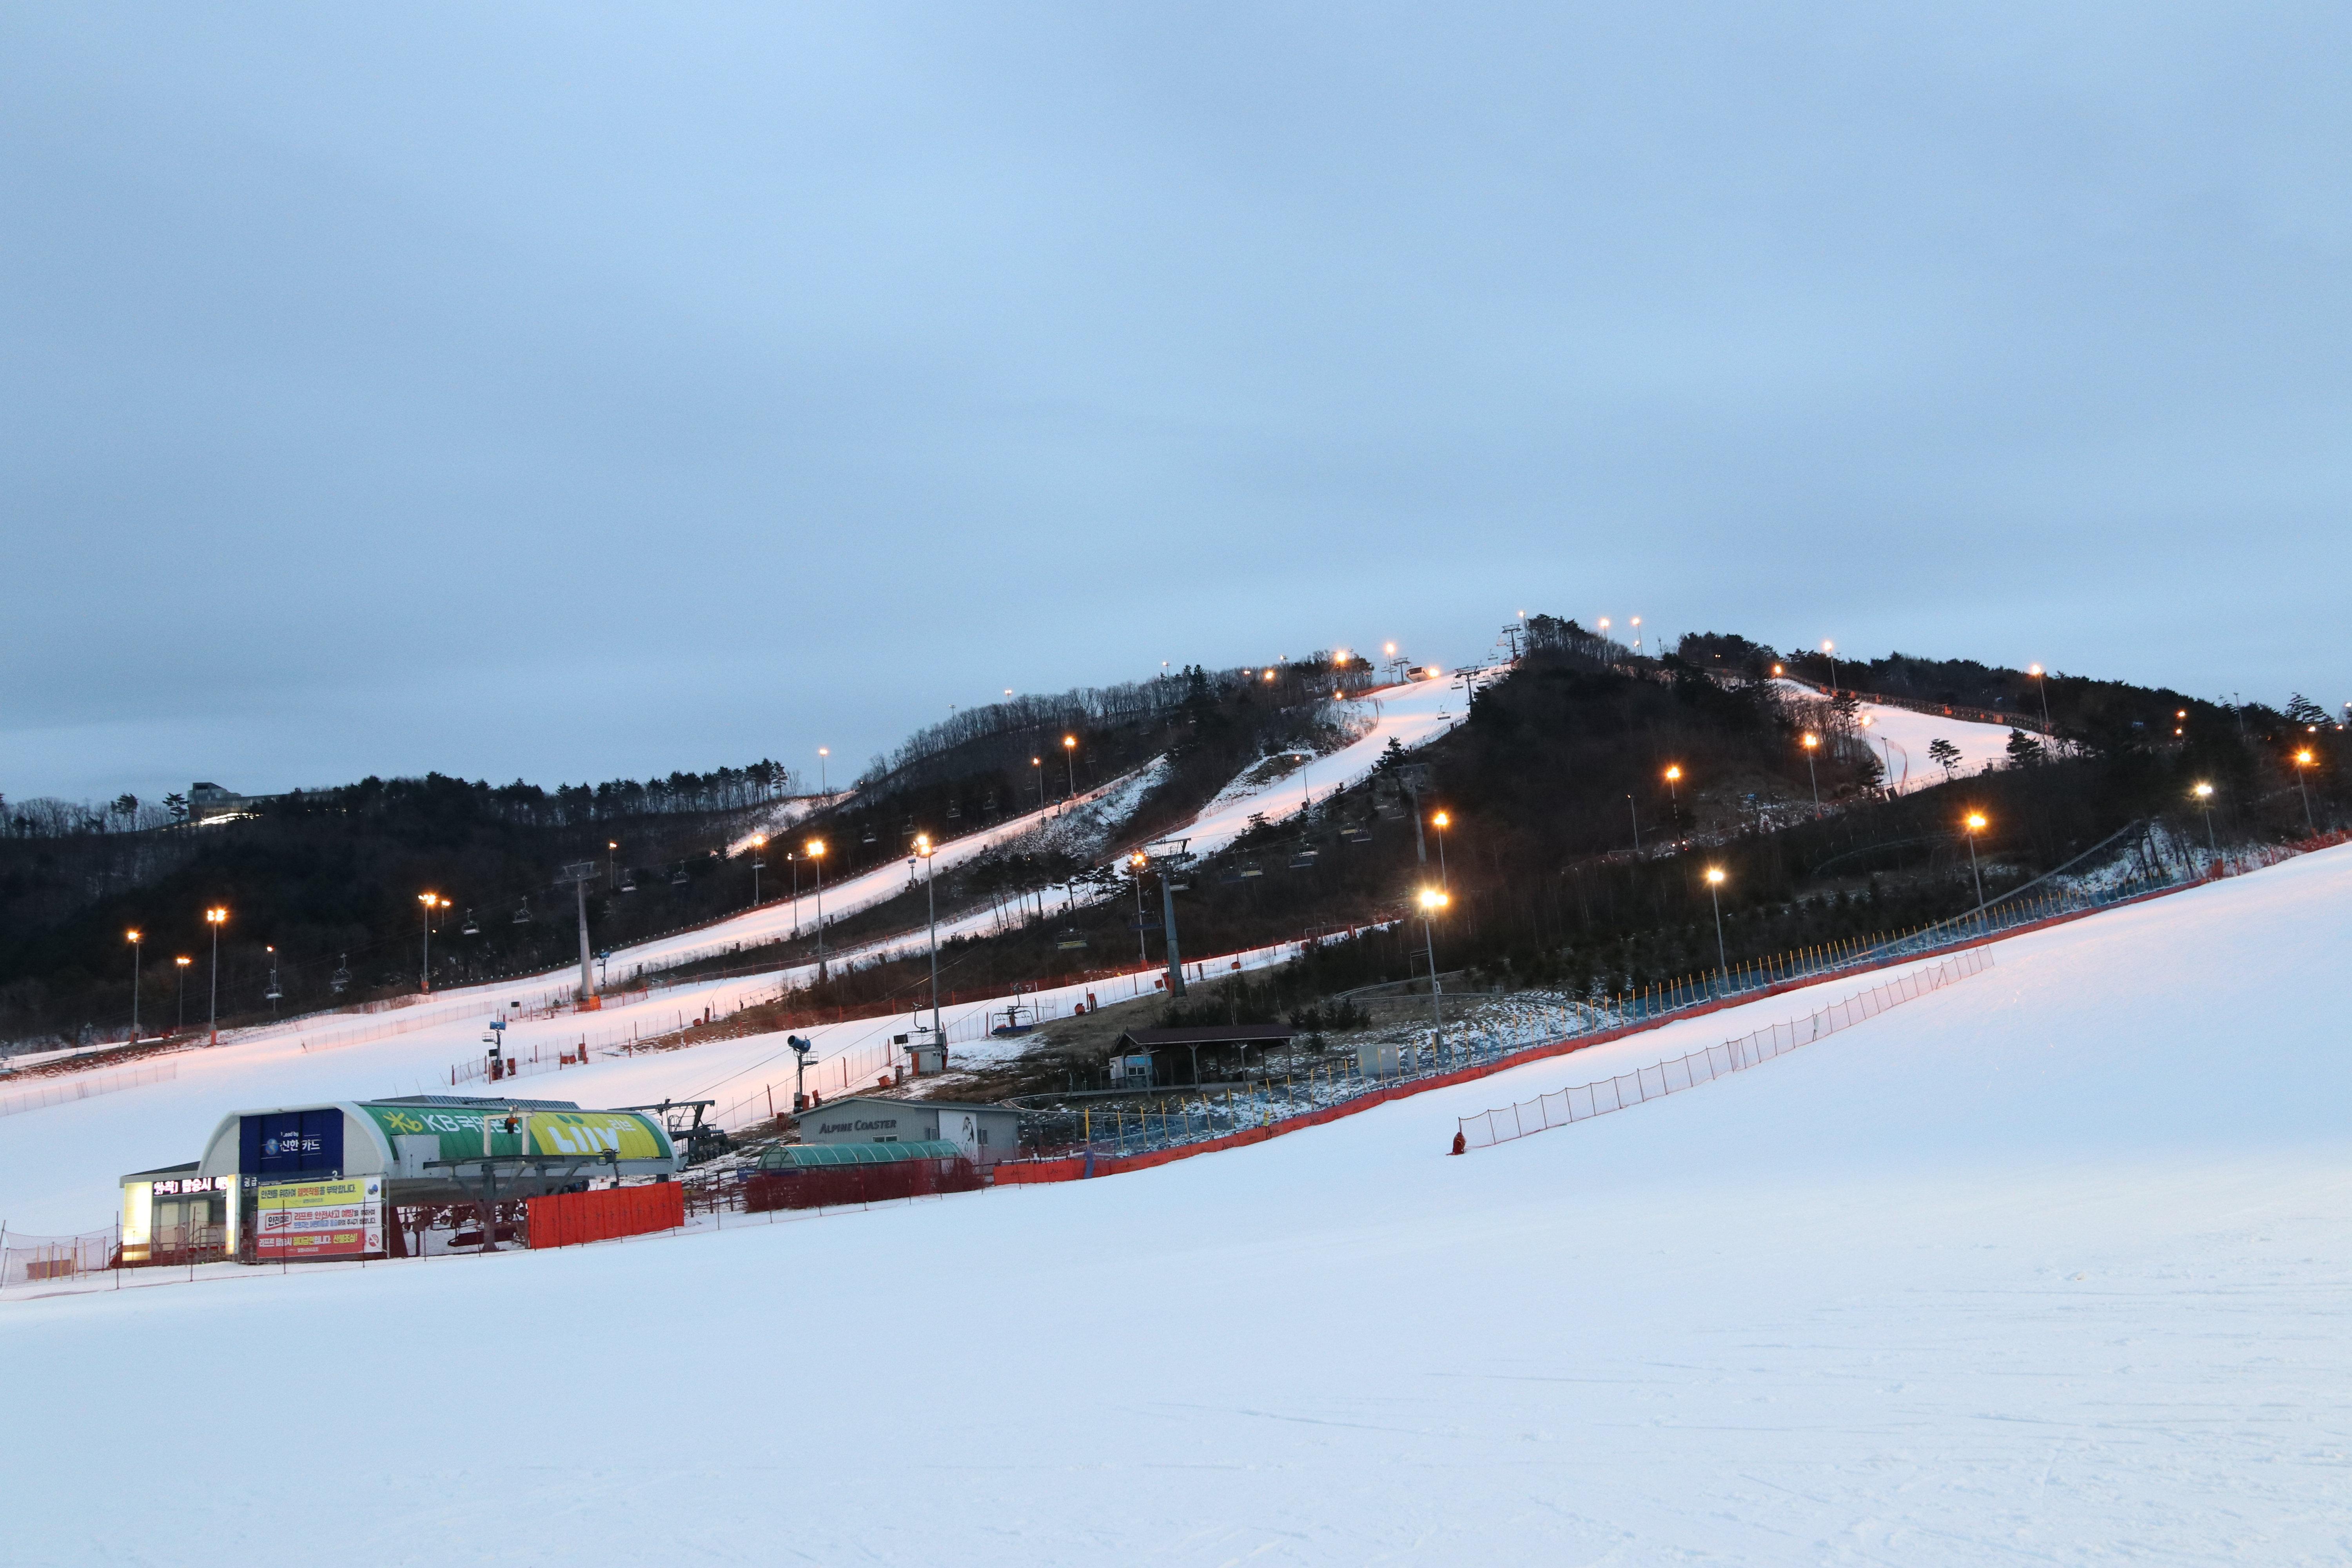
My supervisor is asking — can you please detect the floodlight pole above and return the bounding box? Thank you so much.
[917,849,941,1042]
[814,854,828,982]
[1422,906,1444,1060]
[1706,877,1729,992]
[1133,865,1149,965]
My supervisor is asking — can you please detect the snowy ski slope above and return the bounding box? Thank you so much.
[7,845,2349,1564]
[1773,677,2022,791]
[0,669,1476,1202]
[0,675,1475,1228]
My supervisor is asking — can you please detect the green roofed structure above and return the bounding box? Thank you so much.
[754,1139,963,1171]
[151,1094,682,1257]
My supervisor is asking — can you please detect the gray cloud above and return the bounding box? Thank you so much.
[5,4,2347,801]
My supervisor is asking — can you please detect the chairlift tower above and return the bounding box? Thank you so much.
[1142,837,1194,997]
[1394,762,1433,867]
[554,861,599,1004]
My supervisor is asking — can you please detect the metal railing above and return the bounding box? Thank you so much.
[1455,948,1993,1150]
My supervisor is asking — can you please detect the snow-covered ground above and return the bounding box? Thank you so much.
[1773,678,2022,792]
[1174,670,1476,855]
[6,843,2348,1563]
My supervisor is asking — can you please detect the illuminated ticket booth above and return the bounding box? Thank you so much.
[118,1163,234,1265]
[177,1094,680,1260]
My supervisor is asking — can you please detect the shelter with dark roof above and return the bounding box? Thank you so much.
[1116,1024,1297,1087]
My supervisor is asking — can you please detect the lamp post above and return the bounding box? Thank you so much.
[2027,663,2051,731]
[1664,765,1683,835]
[1430,811,1451,890]
[2292,750,2318,835]
[417,893,444,993]
[817,747,829,793]
[1062,734,1078,801]
[204,906,228,1044]
[1801,733,1822,817]
[749,834,767,908]
[2192,782,2218,861]
[607,840,618,887]
[1130,851,1151,965]
[1631,615,1642,655]
[1963,813,1988,921]
[1418,887,1449,1061]
[1032,756,1045,811]
[806,838,828,981]
[126,929,142,1042]
[914,834,942,1044]
[1703,868,1728,991]
[1821,639,1837,692]
[1627,793,1640,853]
[174,955,191,1031]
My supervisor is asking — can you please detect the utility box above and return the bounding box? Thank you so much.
[893,1030,948,1076]
[1108,1053,1155,1089]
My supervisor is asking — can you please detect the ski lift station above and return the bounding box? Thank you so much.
[797,1096,1020,1165]
[118,1094,679,1263]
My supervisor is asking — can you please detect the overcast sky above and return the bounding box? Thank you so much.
[5,4,2347,803]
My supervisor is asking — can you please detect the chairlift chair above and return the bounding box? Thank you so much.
[617,869,637,893]
[512,898,532,925]
[670,862,691,887]
[1288,843,1319,869]
[330,955,351,995]
[264,974,284,1003]
[1054,927,1089,951]
[1239,861,1264,879]
[461,908,480,936]
[947,798,963,820]
[861,822,878,846]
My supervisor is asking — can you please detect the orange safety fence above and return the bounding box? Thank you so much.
[524,1183,684,1249]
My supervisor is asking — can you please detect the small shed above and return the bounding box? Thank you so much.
[796,1097,1022,1165]
[1117,1024,1298,1087]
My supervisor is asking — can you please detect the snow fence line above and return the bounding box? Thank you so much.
[987,864,2249,1187]
[1454,947,1993,1152]
[0,1061,178,1120]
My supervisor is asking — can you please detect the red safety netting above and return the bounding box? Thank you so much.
[525,1183,685,1249]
